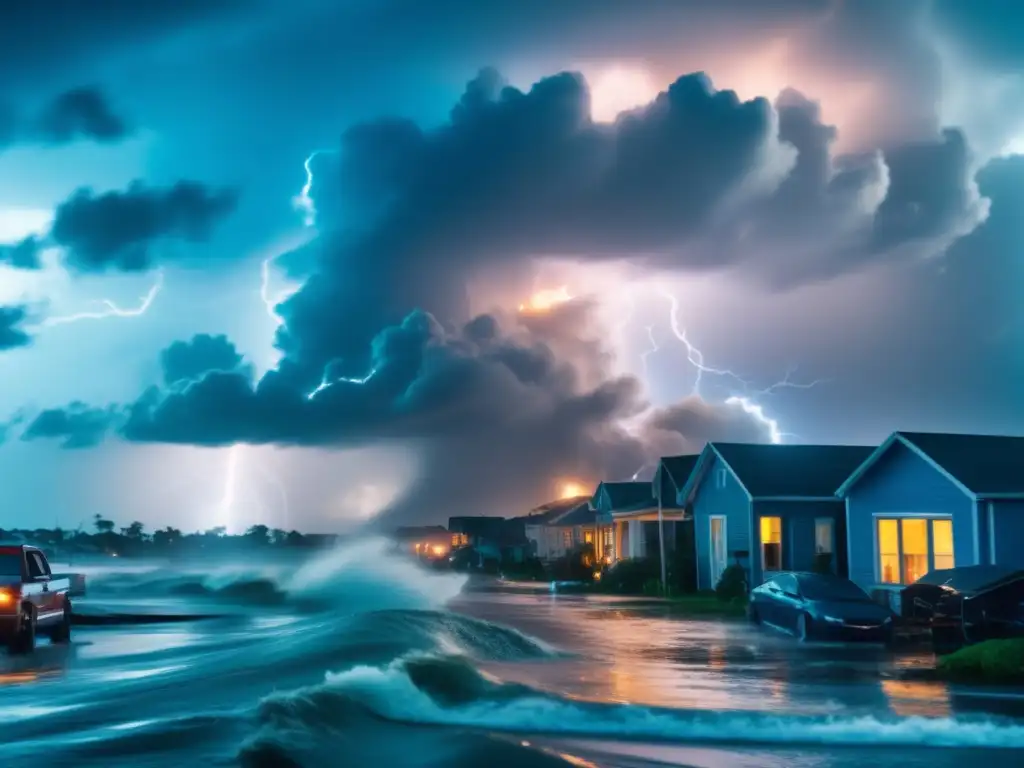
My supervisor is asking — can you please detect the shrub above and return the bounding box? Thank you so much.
[550,543,596,582]
[600,557,661,593]
[937,639,1024,682]
[715,564,748,602]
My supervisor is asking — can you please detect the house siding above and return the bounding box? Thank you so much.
[752,500,848,584]
[845,441,975,591]
[990,500,1024,568]
[692,454,751,590]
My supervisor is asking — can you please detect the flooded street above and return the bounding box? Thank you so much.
[0,560,1022,768]
[453,583,1024,767]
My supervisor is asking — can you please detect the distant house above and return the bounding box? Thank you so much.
[592,481,659,562]
[392,525,452,556]
[520,497,593,561]
[679,442,874,591]
[448,516,528,562]
[836,432,1024,599]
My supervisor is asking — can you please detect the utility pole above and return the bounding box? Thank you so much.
[657,465,667,595]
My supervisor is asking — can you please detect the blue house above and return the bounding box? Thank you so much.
[678,442,874,591]
[836,432,1024,598]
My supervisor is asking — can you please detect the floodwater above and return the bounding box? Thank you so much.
[1,543,1022,767]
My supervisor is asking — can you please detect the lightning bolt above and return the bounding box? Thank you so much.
[639,325,659,376]
[654,284,826,445]
[42,273,164,327]
[306,368,377,401]
[292,148,336,228]
[216,445,242,533]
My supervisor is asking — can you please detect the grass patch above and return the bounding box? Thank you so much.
[936,638,1024,684]
[665,594,748,617]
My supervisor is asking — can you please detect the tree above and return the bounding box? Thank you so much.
[244,525,270,546]
[93,513,115,534]
[122,521,146,540]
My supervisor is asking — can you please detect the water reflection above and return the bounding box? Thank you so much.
[881,679,953,717]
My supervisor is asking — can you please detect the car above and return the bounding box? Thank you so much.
[899,565,1024,654]
[0,545,82,654]
[747,571,894,643]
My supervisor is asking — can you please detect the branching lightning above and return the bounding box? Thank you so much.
[42,272,164,327]
[216,444,242,533]
[292,148,336,228]
[653,284,826,445]
[639,325,659,376]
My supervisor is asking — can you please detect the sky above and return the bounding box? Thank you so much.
[1,0,1023,534]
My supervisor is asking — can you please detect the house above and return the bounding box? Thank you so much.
[679,442,874,591]
[448,516,529,563]
[591,481,659,562]
[520,496,593,561]
[836,432,1024,599]
[392,525,452,556]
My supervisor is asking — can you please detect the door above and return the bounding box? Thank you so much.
[710,516,728,588]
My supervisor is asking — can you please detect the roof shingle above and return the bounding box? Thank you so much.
[898,432,1024,496]
[712,443,874,498]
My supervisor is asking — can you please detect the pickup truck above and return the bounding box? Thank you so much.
[0,545,85,654]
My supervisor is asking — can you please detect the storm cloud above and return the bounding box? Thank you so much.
[9,64,1004,521]
[0,86,130,149]
[0,306,32,352]
[2,181,240,274]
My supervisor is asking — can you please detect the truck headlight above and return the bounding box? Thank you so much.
[0,589,13,610]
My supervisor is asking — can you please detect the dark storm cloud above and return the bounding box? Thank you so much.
[31,87,130,145]
[161,334,246,387]
[0,0,253,90]
[0,87,130,150]
[21,404,120,449]
[0,306,32,352]
[47,181,239,273]
[0,237,43,270]
[641,396,773,457]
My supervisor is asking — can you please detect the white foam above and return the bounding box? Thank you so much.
[321,661,1024,749]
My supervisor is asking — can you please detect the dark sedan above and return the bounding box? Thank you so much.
[748,571,894,643]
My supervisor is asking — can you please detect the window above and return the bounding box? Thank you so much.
[26,552,47,579]
[878,519,900,584]
[760,516,782,571]
[774,573,799,596]
[716,468,728,489]
[933,519,954,571]
[584,530,594,544]
[876,517,956,585]
[562,529,573,549]
[815,519,834,554]
[602,527,614,548]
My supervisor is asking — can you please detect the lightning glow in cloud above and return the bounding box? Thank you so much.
[654,284,824,444]
[41,273,164,327]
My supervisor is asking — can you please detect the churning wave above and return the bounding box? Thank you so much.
[247,653,1024,752]
[82,537,468,612]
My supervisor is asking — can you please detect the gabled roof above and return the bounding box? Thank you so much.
[519,496,591,525]
[681,442,874,502]
[555,503,598,527]
[658,455,700,491]
[593,481,655,511]
[836,431,1024,499]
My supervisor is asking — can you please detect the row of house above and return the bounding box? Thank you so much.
[523,431,1024,603]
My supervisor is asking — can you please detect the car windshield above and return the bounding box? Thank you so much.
[0,554,22,577]
[798,575,870,602]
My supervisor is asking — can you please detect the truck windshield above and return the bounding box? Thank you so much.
[0,554,22,576]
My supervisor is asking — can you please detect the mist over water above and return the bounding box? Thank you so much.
[2,539,1023,768]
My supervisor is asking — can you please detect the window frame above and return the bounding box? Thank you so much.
[872,514,955,586]
[759,515,783,574]
[814,518,835,555]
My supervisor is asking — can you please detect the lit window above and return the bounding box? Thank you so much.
[760,516,782,571]
[876,517,955,585]
[933,519,955,571]
[584,530,593,544]
[878,519,900,584]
